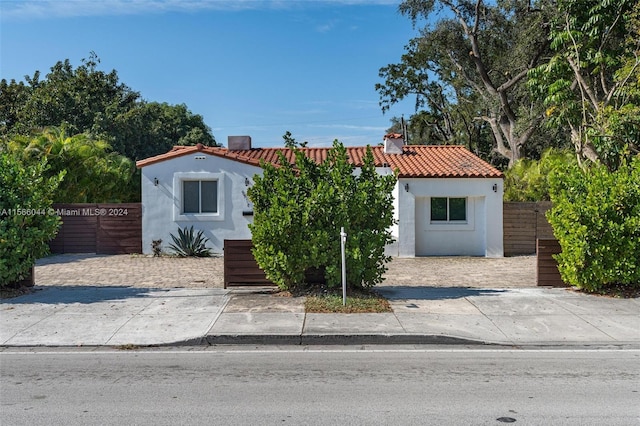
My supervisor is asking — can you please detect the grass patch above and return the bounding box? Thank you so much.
[304,289,392,313]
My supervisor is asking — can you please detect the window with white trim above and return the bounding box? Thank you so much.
[173,172,224,222]
[431,197,467,222]
[183,180,218,214]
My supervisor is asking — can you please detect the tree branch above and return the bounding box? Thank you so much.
[566,56,600,110]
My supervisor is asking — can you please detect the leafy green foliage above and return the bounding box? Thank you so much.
[248,141,397,291]
[111,101,216,161]
[504,149,576,201]
[168,226,212,257]
[547,157,640,292]
[0,54,218,164]
[528,0,640,169]
[0,153,63,287]
[282,131,307,148]
[378,0,556,166]
[3,128,137,202]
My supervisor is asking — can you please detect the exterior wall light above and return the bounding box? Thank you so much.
[492,183,498,193]
[404,183,409,192]
[153,178,159,186]
[245,177,250,186]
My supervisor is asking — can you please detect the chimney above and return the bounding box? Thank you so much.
[383,133,404,154]
[228,136,252,151]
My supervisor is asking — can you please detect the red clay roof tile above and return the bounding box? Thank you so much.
[136,144,503,179]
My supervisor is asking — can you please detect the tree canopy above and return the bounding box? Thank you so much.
[3,128,137,203]
[0,53,217,162]
[378,0,572,167]
[528,0,640,170]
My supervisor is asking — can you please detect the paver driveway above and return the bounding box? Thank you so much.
[35,254,537,289]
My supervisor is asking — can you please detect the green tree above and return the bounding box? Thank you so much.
[529,0,640,170]
[11,53,140,137]
[0,54,218,162]
[0,78,31,135]
[248,141,397,291]
[503,148,577,201]
[3,128,137,202]
[0,152,64,287]
[378,0,558,166]
[111,101,217,161]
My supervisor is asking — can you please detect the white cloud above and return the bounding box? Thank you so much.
[1,0,400,20]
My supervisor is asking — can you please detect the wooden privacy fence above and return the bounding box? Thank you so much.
[223,240,273,288]
[536,238,566,287]
[503,201,554,256]
[48,203,142,254]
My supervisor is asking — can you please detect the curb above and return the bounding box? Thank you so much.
[203,334,495,346]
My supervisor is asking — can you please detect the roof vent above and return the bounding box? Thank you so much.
[228,136,252,151]
[383,133,404,154]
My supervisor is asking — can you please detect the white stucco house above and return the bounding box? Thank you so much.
[136,134,504,257]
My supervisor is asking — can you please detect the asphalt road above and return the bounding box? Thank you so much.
[2,346,639,425]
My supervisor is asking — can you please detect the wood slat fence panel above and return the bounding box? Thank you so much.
[224,240,274,288]
[536,238,566,287]
[503,201,553,256]
[96,204,142,254]
[48,203,141,254]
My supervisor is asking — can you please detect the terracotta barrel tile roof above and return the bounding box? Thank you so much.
[136,144,503,179]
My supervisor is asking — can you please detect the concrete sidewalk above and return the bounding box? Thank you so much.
[1,285,638,347]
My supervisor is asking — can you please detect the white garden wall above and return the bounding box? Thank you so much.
[140,155,503,258]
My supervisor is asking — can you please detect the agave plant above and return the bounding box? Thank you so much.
[168,226,212,257]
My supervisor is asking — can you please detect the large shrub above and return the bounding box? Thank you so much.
[248,141,397,290]
[0,153,64,287]
[4,128,137,202]
[547,157,640,292]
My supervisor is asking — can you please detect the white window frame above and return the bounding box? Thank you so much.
[173,172,225,222]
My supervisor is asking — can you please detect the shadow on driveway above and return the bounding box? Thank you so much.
[0,286,161,305]
[376,286,509,301]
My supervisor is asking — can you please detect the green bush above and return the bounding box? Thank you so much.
[248,141,397,291]
[504,149,576,201]
[547,157,640,292]
[0,153,64,287]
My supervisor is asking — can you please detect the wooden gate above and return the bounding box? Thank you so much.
[536,238,566,287]
[223,240,274,288]
[48,203,142,254]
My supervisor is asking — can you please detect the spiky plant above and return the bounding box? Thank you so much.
[168,226,212,257]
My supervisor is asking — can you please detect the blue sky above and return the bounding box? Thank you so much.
[0,0,420,148]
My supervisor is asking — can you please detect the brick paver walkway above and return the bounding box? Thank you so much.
[35,254,537,289]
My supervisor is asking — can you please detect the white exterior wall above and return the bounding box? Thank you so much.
[140,155,503,258]
[140,154,263,255]
[394,177,503,257]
